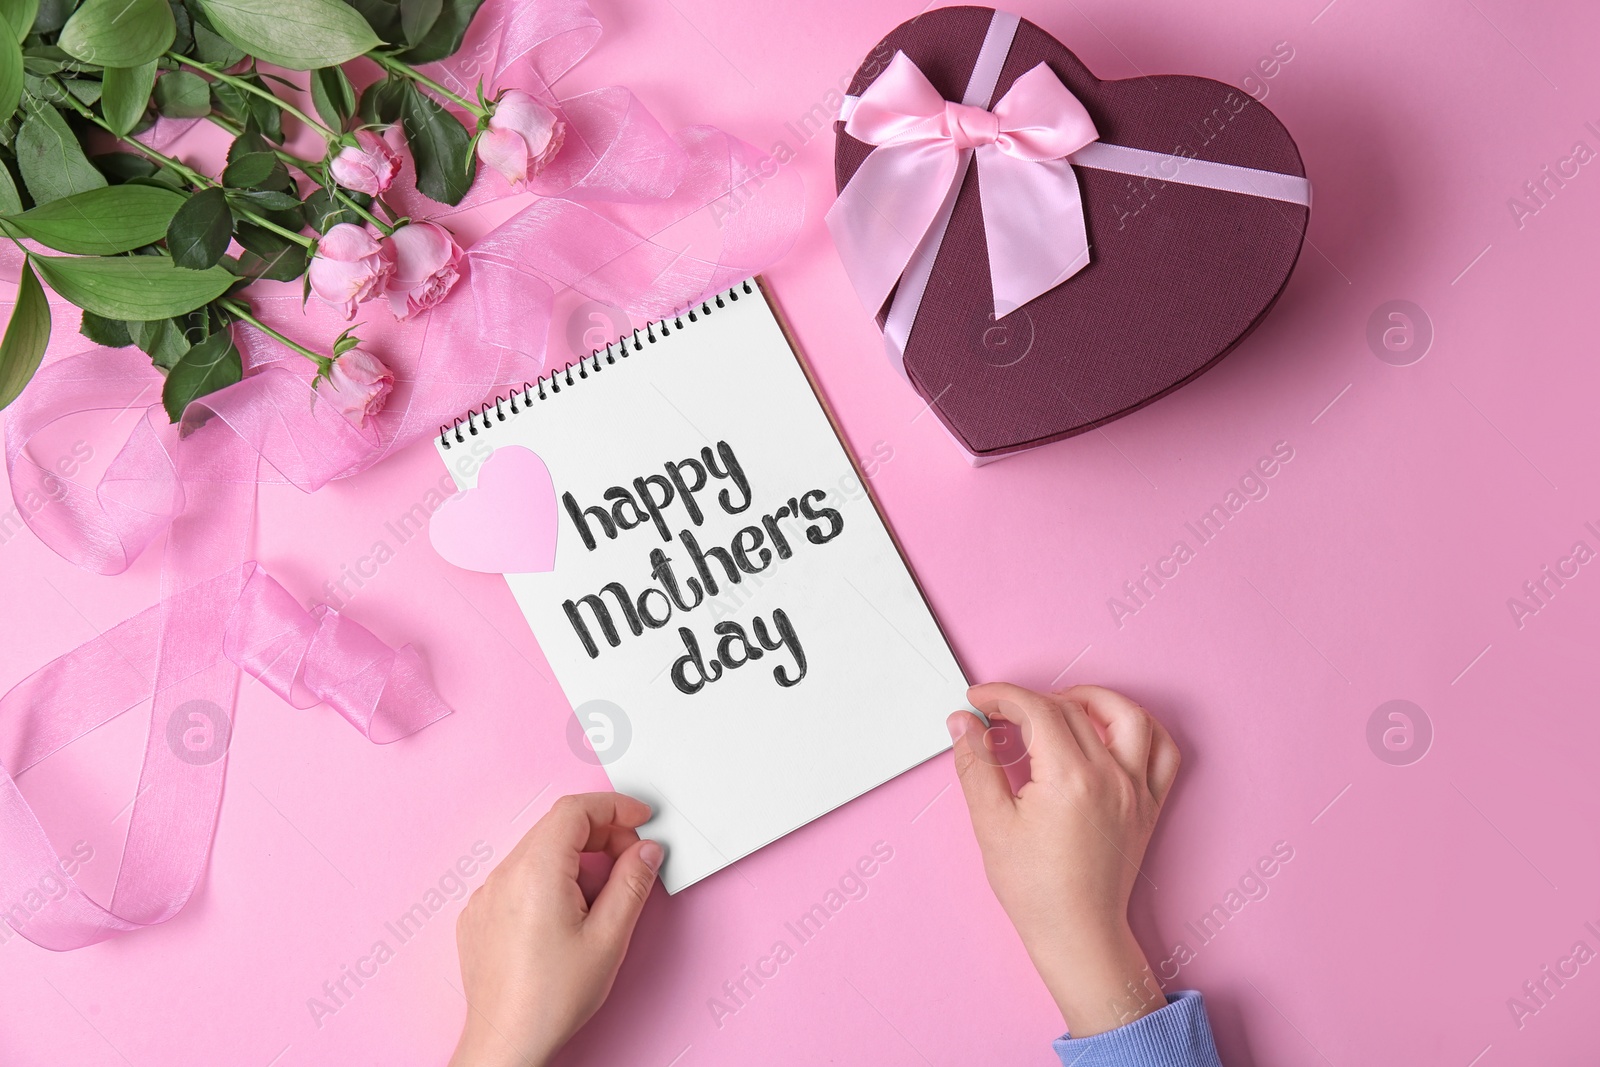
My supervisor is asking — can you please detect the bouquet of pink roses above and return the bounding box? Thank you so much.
[0,0,563,423]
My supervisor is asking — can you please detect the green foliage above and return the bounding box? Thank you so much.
[0,159,20,212]
[1,0,40,40]
[0,261,50,410]
[400,81,475,205]
[0,20,23,123]
[399,0,441,46]
[302,185,365,232]
[392,0,485,64]
[31,253,235,320]
[3,183,184,253]
[233,220,306,280]
[188,0,380,70]
[79,308,132,347]
[161,327,239,422]
[309,64,354,131]
[58,0,175,68]
[153,70,211,118]
[221,121,288,189]
[101,60,158,135]
[166,185,232,268]
[357,74,406,125]
[15,99,105,204]
[0,0,497,414]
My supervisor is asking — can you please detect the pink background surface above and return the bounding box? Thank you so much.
[3,0,1598,1064]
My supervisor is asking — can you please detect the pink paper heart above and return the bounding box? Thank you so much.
[430,446,559,574]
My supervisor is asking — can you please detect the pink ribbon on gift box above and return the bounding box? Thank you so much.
[0,0,801,951]
[826,9,1311,378]
[830,50,1099,323]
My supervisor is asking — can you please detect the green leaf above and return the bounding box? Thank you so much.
[31,0,78,34]
[191,22,243,66]
[168,0,193,53]
[227,188,299,211]
[222,150,277,188]
[302,185,363,232]
[309,64,354,131]
[234,221,306,281]
[79,308,133,347]
[102,59,159,135]
[15,101,107,205]
[5,183,185,254]
[133,167,187,191]
[357,75,405,125]
[1,0,39,39]
[187,0,380,70]
[161,328,239,422]
[21,45,97,74]
[0,262,50,411]
[130,314,189,366]
[242,72,282,142]
[0,160,20,214]
[392,0,484,64]
[220,131,287,187]
[344,0,400,43]
[166,185,231,268]
[65,79,101,106]
[92,151,156,182]
[59,0,175,68]
[399,0,440,46]
[30,253,235,320]
[209,78,245,122]
[400,82,476,205]
[0,21,22,124]
[153,70,211,118]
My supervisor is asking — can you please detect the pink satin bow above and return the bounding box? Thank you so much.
[827,50,1099,318]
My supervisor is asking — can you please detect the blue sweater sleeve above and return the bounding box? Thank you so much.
[1051,991,1222,1067]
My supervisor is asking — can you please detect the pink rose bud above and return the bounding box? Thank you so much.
[476,89,566,189]
[382,221,463,320]
[329,126,405,196]
[308,223,395,320]
[321,348,394,427]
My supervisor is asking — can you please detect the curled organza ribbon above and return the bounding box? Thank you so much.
[0,0,801,950]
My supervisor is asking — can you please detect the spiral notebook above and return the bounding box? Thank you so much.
[434,278,968,892]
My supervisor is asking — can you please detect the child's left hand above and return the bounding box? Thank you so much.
[450,792,663,1067]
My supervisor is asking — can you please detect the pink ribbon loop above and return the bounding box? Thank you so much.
[827,50,1099,318]
[225,565,452,744]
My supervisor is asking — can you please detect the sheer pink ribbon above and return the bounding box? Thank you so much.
[0,0,800,950]
[827,49,1098,320]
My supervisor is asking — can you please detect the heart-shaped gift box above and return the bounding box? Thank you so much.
[831,7,1310,463]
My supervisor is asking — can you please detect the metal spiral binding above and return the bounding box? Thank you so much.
[438,279,753,448]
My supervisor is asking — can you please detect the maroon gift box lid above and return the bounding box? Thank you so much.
[834,6,1309,462]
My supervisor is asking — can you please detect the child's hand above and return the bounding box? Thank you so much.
[450,792,663,1067]
[947,683,1181,1037]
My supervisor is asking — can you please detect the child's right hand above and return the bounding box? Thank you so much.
[947,683,1181,1037]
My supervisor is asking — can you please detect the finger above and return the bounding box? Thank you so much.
[1061,685,1154,784]
[1056,696,1115,767]
[516,792,653,867]
[588,838,664,947]
[968,682,1086,778]
[1147,718,1182,806]
[947,711,1014,831]
[597,825,643,860]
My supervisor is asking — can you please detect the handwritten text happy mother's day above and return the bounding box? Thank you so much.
[560,442,844,695]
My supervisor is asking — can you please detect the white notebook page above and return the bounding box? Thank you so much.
[437,279,967,891]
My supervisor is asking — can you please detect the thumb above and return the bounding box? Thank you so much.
[947,711,1014,838]
[588,838,663,947]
